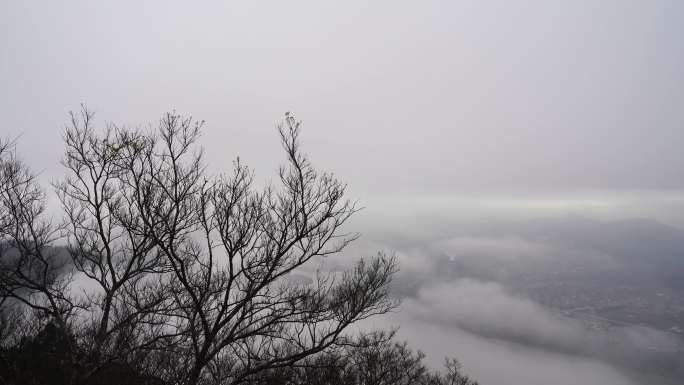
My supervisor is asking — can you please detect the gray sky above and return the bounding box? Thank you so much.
[1,0,683,212]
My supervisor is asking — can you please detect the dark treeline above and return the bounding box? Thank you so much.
[0,108,477,385]
[0,322,476,385]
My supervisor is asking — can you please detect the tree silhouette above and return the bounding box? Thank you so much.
[0,108,476,385]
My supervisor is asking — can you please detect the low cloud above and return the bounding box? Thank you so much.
[363,278,681,385]
[328,216,684,384]
[373,311,640,385]
[403,280,680,357]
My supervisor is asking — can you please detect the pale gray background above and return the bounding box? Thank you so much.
[2,2,684,384]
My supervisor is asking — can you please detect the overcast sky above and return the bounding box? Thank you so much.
[2,0,683,220]
[3,3,684,384]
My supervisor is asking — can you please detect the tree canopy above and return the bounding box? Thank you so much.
[0,108,476,385]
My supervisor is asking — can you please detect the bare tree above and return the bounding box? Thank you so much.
[442,358,478,385]
[0,108,394,385]
[247,331,479,385]
[0,107,486,385]
[112,111,398,385]
[0,137,72,329]
[54,107,180,382]
[0,137,76,384]
[0,108,481,385]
